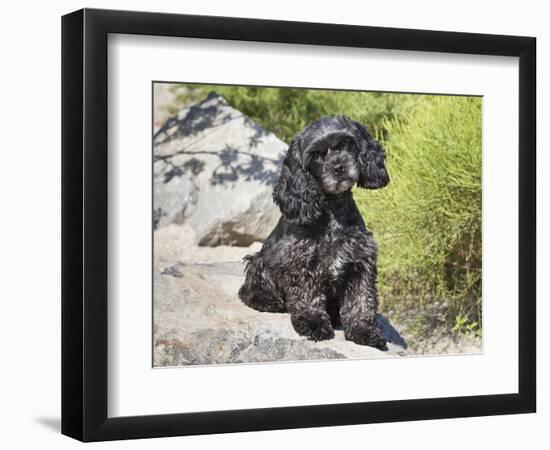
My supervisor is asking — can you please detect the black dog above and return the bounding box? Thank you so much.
[238,116,389,349]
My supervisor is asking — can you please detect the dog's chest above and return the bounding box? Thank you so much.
[323,212,360,278]
[325,205,359,240]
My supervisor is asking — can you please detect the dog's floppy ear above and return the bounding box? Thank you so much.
[347,118,390,189]
[273,136,325,224]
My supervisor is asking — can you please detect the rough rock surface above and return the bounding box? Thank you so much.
[153,93,286,245]
[153,225,408,366]
[153,83,179,132]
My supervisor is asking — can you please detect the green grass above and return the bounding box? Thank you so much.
[166,84,483,335]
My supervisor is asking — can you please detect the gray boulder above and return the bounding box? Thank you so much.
[154,260,408,367]
[153,93,286,246]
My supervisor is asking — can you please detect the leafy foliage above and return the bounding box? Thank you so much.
[169,84,420,142]
[355,96,482,330]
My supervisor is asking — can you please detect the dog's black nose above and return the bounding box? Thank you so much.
[333,164,345,176]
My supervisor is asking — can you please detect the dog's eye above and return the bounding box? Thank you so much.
[334,142,347,151]
[316,149,327,159]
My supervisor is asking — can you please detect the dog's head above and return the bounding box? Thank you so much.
[273,116,389,224]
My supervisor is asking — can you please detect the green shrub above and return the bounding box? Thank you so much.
[169,84,420,142]
[354,96,482,330]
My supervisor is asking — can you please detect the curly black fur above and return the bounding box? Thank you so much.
[238,116,389,349]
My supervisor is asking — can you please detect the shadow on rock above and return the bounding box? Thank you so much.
[153,93,286,245]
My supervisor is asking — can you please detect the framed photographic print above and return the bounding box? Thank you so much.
[61,8,536,442]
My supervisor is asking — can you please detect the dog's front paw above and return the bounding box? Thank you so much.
[291,310,335,341]
[346,325,387,350]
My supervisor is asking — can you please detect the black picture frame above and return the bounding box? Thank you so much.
[61,8,536,442]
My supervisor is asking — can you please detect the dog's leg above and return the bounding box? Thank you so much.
[340,273,386,349]
[286,281,334,342]
[238,253,287,313]
[339,240,387,350]
[289,301,335,342]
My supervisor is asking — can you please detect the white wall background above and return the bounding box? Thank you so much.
[0,0,545,448]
